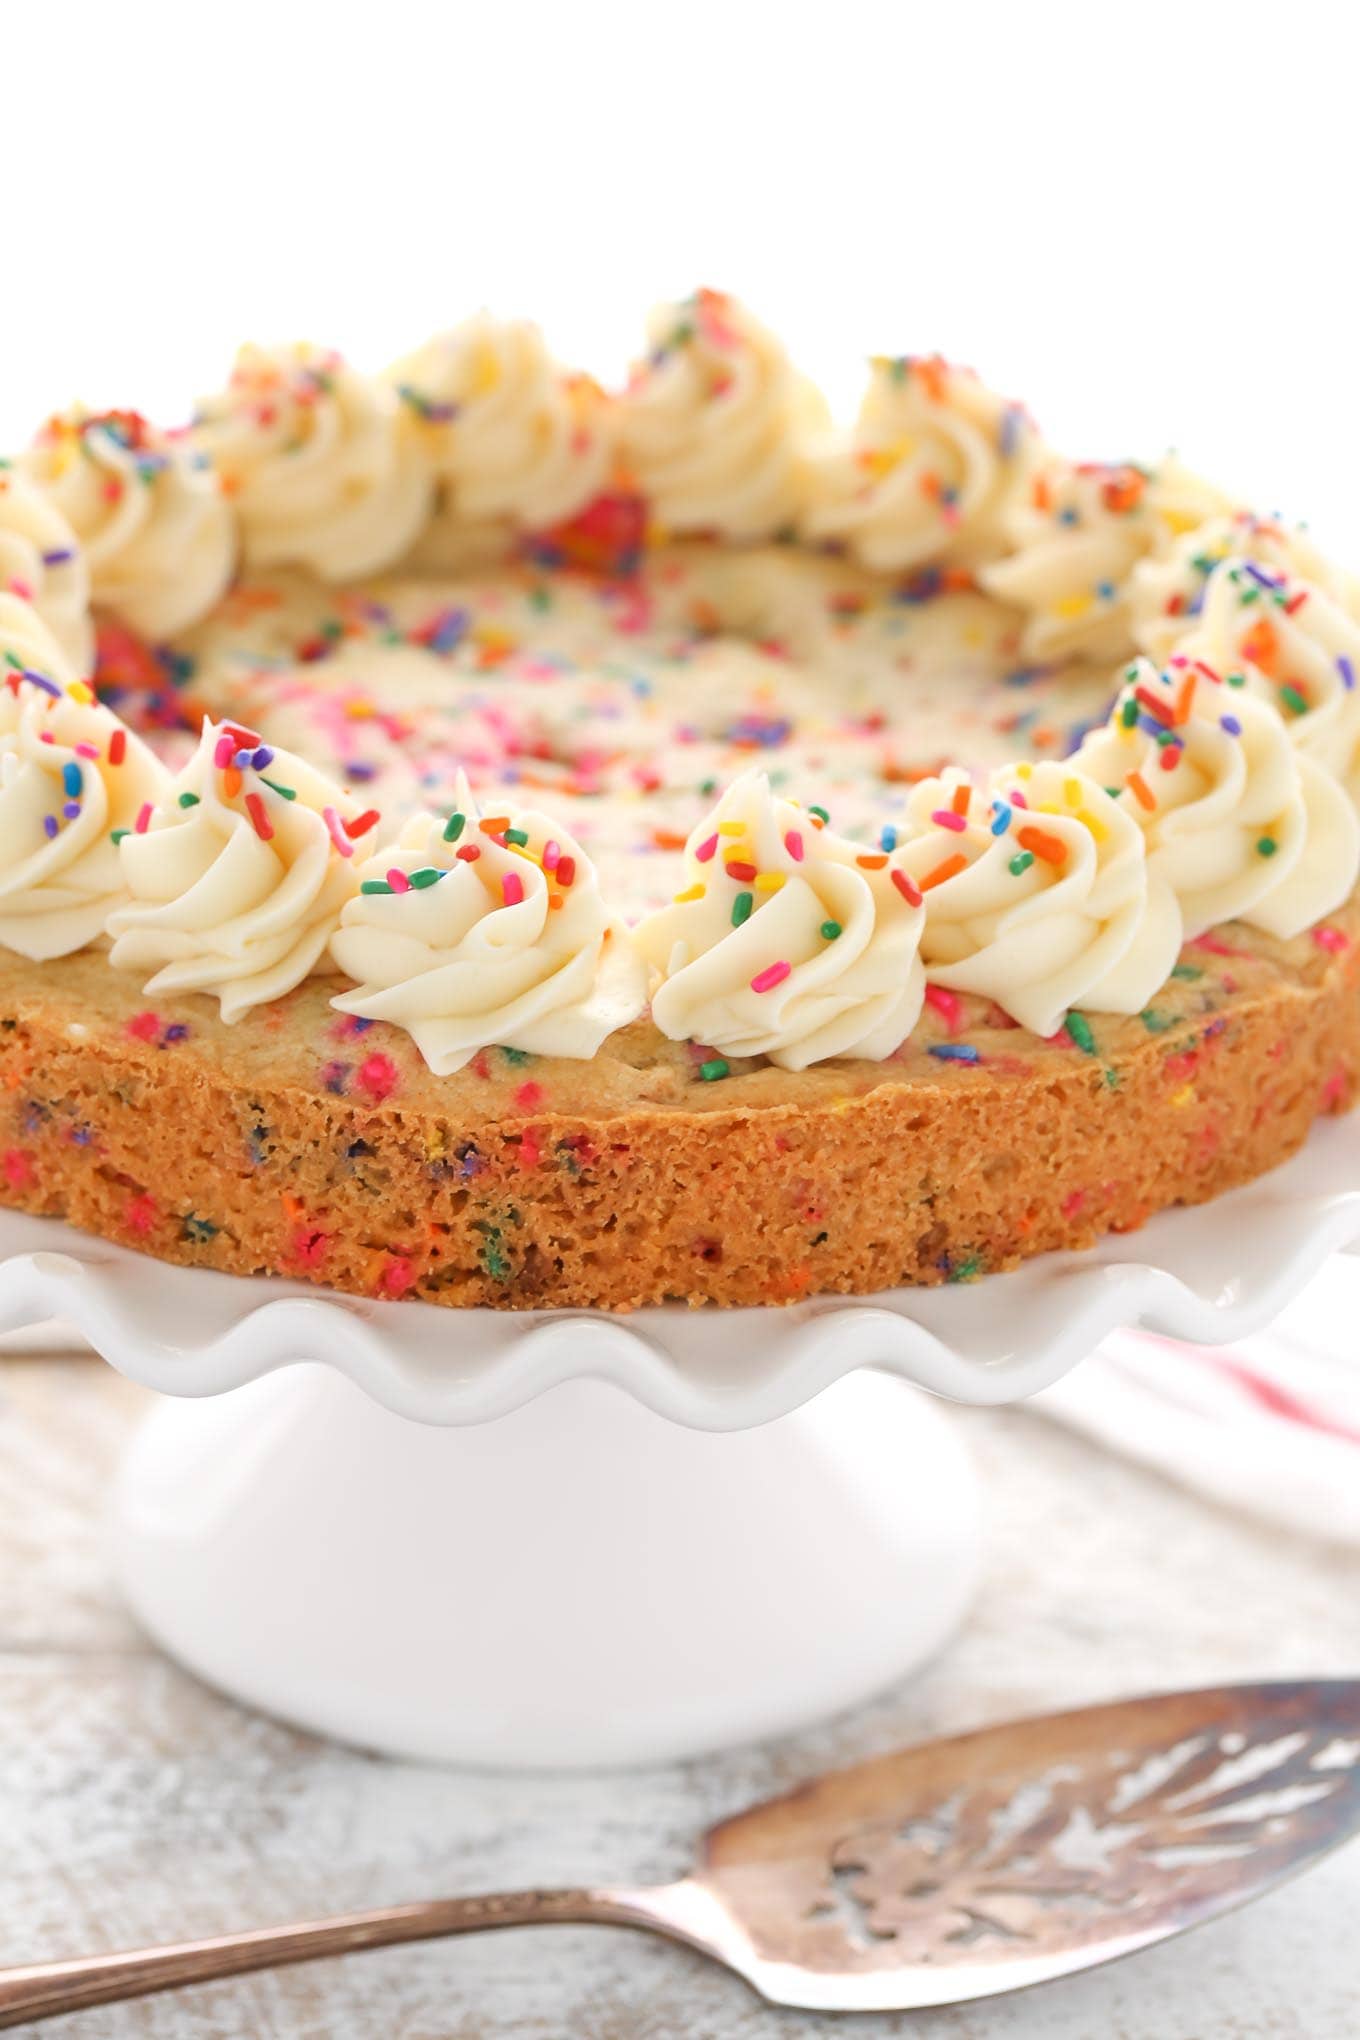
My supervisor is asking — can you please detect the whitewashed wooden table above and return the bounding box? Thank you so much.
[1,1356,1357,2039]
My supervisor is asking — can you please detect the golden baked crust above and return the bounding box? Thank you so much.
[0,899,1355,1310]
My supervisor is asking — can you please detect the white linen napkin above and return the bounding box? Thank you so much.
[1032,1253,1360,1546]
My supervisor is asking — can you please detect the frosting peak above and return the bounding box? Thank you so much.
[330,774,645,1071]
[0,463,93,674]
[191,345,434,581]
[22,408,234,641]
[633,771,926,1069]
[621,290,829,542]
[107,719,376,1019]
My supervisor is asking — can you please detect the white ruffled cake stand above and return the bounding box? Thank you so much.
[2,1115,1358,1770]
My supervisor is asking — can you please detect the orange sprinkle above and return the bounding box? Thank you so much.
[479,815,511,835]
[855,853,889,869]
[920,852,968,892]
[1127,770,1156,812]
[1239,617,1279,674]
[1017,825,1067,865]
[223,765,242,798]
[951,782,971,815]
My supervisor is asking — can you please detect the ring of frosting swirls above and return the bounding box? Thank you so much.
[190,345,434,582]
[1128,510,1352,667]
[0,463,93,674]
[1074,655,1359,940]
[1165,552,1360,811]
[632,769,927,1070]
[0,594,167,959]
[389,316,616,541]
[621,289,830,543]
[21,409,235,642]
[896,761,1182,1039]
[802,354,1035,575]
[980,455,1231,666]
[329,773,645,1073]
[107,717,377,1020]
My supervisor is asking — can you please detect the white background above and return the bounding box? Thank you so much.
[3,1,1357,553]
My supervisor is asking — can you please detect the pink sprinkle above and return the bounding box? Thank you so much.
[387,868,411,894]
[542,839,560,871]
[502,871,524,907]
[931,809,968,832]
[515,1080,545,1111]
[323,806,354,858]
[751,960,791,994]
[382,1256,415,1296]
[3,1149,33,1190]
[357,1053,399,1102]
[1313,925,1349,954]
[784,830,804,861]
[924,984,964,1033]
[134,802,153,834]
[213,734,234,768]
[695,833,718,863]
[74,741,99,760]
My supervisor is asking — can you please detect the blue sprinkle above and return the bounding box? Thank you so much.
[1339,655,1356,693]
[929,1043,981,1064]
[61,761,82,797]
[1220,713,1243,736]
[990,801,1012,836]
[879,824,898,851]
[1096,579,1116,601]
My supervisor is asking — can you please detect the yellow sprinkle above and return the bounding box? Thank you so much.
[343,699,376,720]
[1054,592,1093,619]
[1170,1084,1195,1108]
[1077,807,1109,842]
[1063,775,1084,806]
[754,873,785,893]
[1013,761,1033,781]
[717,821,746,837]
[673,883,705,903]
[66,680,96,705]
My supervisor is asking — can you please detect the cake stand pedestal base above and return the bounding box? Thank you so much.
[109,1363,981,1770]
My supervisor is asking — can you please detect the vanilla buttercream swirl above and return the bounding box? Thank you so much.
[621,290,829,542]
[1074,656,1358,940]
[1129,510,1349,666]
[390,316,615,536]
[1166,553,1360,812]
[107,719,376,1020]
[0,595,167,959]
[330,774,645,1071]
[0,463,93,674]
[190,345,434,581]
[803,354,1034,575]
[633,770,926,1069]
[22,408,235,641]
[897,761,1182,1038]
[981,455,1231,666]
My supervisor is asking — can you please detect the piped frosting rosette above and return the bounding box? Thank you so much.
[190,344,434,581]
[389,315,615,540]
[107,718,377,1019]
[980,456,1231,666]
[1074,656,1359,940]
[802,354,1035,575]
[621,290,829,542]
[633,770,927,1070]
[0,594,167,959]
[1169,554,1360,811]
[0,463,93,674]
[1129,510,1352,666]
[21,409,234,641]
[330,774,645,1072]
[897,761,1182,1039]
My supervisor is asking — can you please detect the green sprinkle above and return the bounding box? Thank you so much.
[731,891,754,927]
[261,777,297,800]
[504,828,529,847]
[177,791,199,808]
[500,1046,530,1066]
[820,920,842,940]
[1256,835,1278,858]
[360,879,393,894]
[407,866,442,889]
[443,811,466,842]
[1120,697,1139,728]
[1140,1008,1175,1033]
[110,827,129,844]
[699,1058,730,1082]
[1064,1011,1098,1056]
[809,805,830,823]
[1279,684,1308,717]
[1009,850,1035,876]
[1171,963,1203,981]
[1226,669,1247,688]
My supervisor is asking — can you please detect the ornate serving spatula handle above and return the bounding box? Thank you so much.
[0,1889,660,2029]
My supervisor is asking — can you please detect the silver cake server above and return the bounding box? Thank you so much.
[1,1679,1356,2026]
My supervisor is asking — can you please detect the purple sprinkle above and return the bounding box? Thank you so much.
[1243,561,1283,591]
[1220,714,1243,735]
[347,761,379,782]
[162,1023,190,1044]
[41,547,76,567]
[232,747,254,770]
[252,745,274,769]
[23,668,62,699]
[1339,656,1356,693]
[62,801,80,819]
[42,814,58,839]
